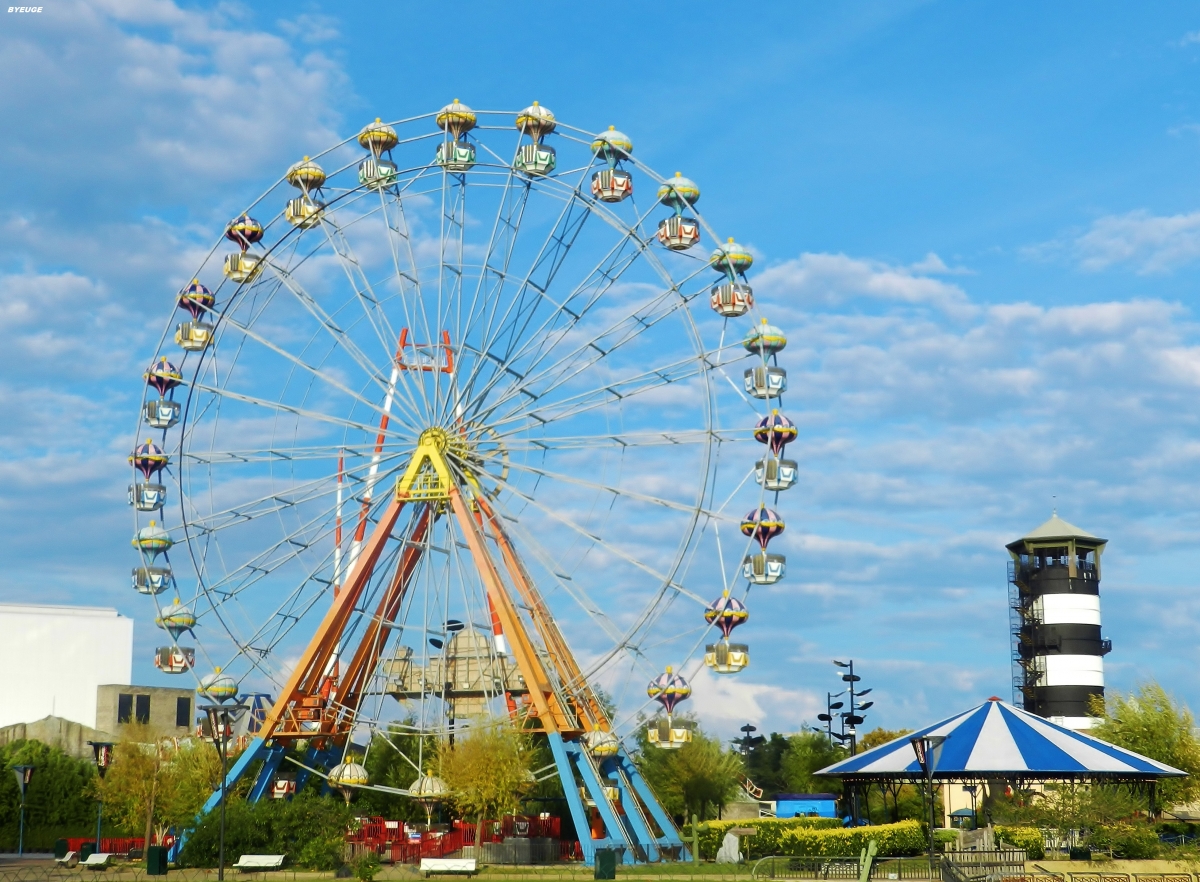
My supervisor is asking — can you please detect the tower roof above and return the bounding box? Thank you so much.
[1006,512,1107,551]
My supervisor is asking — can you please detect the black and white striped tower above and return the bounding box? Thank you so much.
[1006,513,1110,730]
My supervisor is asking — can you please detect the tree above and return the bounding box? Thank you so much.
[358,722,435,822]
[780,732,844,796]
[991,782,1136,849]
[742,733,791,797]
[438,724,532,856]
[1088,683,1200,810]
[0,739,99,850]
[636,724,743,822]
[93,725,223,846]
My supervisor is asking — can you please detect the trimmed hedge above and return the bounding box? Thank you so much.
[682,818,924,860]
[995,825,1045,860]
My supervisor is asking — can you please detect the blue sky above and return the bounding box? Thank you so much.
[5,1,1200,741]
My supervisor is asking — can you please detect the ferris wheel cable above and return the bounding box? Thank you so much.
[471,280,732,431]
[466,428,744,452]
[480,470,708,609]
[442,160,599,426]
[482,349,731,437]
[444,163,690,415]
[261,262,427,422]
[472,453,743,525]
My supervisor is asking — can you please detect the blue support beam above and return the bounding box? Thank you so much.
[248,743,287,802]
[602,757,659,862]
[170,736,268,861]
[566,739,636,865]
[548,733,607,866]
[613,747,689,859]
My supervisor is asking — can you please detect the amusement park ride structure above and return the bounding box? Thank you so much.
[130,101,795,865]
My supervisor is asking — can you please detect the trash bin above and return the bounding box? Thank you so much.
[81,842,96,861]
[146,845,169,875]
[54,839,69,859]
[594,847,617,881]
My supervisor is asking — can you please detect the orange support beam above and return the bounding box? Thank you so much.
[447,487,578,735]
[259,493,407,740]
[336,506,432,712]
[477,495,609,732]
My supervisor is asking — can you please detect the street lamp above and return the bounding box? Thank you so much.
[910,735,947,873]
[833,660,873,825]
[87,742,114,854]
[201,703,247,882]
[12,765,34,857]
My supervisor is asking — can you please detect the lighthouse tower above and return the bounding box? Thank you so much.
[1006,513,1110,730]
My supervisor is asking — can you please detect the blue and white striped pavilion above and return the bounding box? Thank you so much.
[817,697,1185,782]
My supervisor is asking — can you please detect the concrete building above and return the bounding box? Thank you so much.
[95,684,195,737]
[0,715,115,760]
[0,604,133,729]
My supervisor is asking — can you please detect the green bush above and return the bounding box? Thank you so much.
[682,818,924,860]
[177,794,355,869]
[995,825,1045,860]
[354,850,382,882]
[1088,824,1160,859]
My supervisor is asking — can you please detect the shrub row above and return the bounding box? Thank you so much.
[995,825,1045,860]
[682,818,924,860]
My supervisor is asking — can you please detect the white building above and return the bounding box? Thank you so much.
[0,604,133,729]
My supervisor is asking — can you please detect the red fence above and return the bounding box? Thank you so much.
[66,837,146,855]
[386,830,463,864]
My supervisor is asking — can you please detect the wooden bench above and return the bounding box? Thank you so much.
[420,858,477,878]
[81,854,113,871]
[233,855,286,872]
[55,852,79,869]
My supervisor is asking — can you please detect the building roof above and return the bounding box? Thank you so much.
[1006,512,1106,551]
[816,698,1183,781]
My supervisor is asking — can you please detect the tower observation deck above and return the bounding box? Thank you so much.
[1006,513,1111,730]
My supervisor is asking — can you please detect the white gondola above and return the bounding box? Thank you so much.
[435,141,476,172]
[742,552,786,585]
[583,730,621,757]
[704,642,749,674]
[744,365,787,399]
[755,458,797,491]
[591,169,632,203]
[175,320,214,352]
[154,645,195,674]
[514,143,556,177]
[271,778,297,799]
[358,158,399,189]
[129,482,166,512]
[143,398,180,430]
[223,252,262,283]
[132,565,174,595]
[656,216,700,250]
[710,282,753,317]
[285,196,323,229]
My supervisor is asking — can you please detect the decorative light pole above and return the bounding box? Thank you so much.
[86,742,114,853]
[910,734,946,874]
[201,703,246,882]
[833,661,873,824]
[816,692,845,746]
[12,765,34,857]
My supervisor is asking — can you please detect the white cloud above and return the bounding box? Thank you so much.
[1034,209,1200,274]
[755,252,974,316]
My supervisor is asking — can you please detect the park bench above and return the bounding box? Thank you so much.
[420,858,477,878]
[55,851,78,869]
[81,853,113,871]
[233,855,286,872]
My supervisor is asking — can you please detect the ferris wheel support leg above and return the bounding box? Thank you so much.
[546,733,602,866]
[559,736,639,864]
[612,746,689,859]
[247,744,288,802]
[602,757,661,862]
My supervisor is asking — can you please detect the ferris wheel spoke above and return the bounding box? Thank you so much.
[447,165,595,426]
[474,281,724,430]
[265,263,426,425]
[473,452,736,523]
[481,469,708,608]
[486,351,723,437]
[186,381,407,440]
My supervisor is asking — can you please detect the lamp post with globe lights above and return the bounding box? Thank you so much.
[87,742,114,853]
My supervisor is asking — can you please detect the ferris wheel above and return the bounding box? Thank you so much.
[128,100,794,862]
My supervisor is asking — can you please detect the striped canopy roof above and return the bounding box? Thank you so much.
[816,698,1185,781]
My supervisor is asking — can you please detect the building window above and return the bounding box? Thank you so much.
[117,693,133,724]
[176,696,191,728]
[135,694,150,724]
